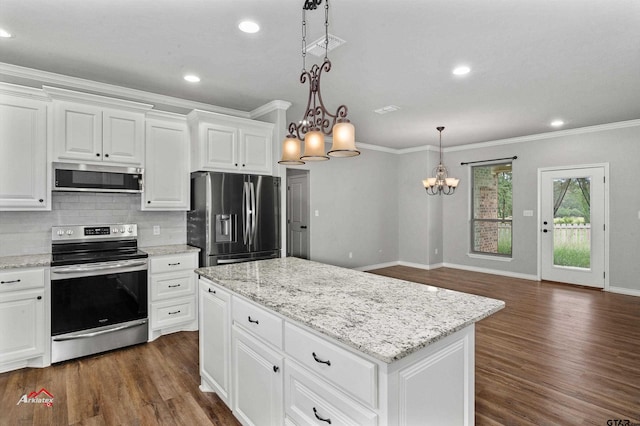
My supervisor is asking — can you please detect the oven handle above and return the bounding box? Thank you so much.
[52,319,148,342]
[52,260,147,274]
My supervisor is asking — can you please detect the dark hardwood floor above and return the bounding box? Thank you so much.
[1,266,638,425]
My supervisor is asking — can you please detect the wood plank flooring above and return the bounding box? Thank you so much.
[1,266,638,425]
[370,266,640,426]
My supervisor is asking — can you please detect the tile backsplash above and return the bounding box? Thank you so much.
[0,192,186,257]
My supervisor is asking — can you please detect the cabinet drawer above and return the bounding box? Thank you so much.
[151,297,196,329]
[284,322,377,409]
[150,253,197,274]
[0,268,45,293]
[232,297,283,349]
[285,360,378,426]
[151,271,195,301]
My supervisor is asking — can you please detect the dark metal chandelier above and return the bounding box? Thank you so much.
[278,0,359,165]
[423,127,460,195]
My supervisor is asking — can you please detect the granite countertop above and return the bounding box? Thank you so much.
[196,257,505,364]
[0,254,51,270]
[140,244,200,257]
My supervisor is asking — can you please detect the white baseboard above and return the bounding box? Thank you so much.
[608,286,640,297]
[356,261,445,272]
[442,262,539,281]
[354,261,400,272]
[398,261,444,270]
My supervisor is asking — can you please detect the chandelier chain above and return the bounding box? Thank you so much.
[301,9,307,72]
[324,0,329,61]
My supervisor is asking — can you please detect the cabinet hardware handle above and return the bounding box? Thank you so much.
[312,352,331,366]
[168,262,181,266]
[168,310,181,315]
[147,201,151,204]
[1,279,21,284]
[235,163,238,167]
[247,316,259,325]
[37,296,42,300]
[208,288,216,294]
[105,153,109,158]
[96,153,100,157]
[242,164,245,167]
[273,365,279,373]
[313,407,332,424]
[168,284,181,288]
[39,199,44,203]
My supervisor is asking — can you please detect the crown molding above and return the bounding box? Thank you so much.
[250,100,292,119]
[0,81,51,101]
[443,119,640,153]
[397,145,439,154]
[0,62,251,118]
[43,85,153,112]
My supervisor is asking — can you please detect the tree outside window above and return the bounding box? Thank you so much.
[471,163,512,256]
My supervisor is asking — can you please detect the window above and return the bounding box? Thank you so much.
[471,162,512,256]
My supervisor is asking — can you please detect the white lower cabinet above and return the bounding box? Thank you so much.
[0,267,50,373]
[148,252,198,341]
[199,279,232,405]
[232,325,283,426]
[199,277,476,426]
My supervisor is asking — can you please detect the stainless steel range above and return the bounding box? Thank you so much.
[50,224,148,363]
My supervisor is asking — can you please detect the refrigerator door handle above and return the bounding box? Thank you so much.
[242,181,248,245]
[249,181,256,246]
[205,172,212,255]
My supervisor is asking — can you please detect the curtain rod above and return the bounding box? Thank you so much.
[460,156,517,166]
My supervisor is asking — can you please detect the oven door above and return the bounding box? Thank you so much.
[50,259,148,362]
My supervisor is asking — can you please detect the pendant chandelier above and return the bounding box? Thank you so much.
[278,0,359,165]
[423,127,460,195]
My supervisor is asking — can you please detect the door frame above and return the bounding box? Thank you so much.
[536,163,610,290]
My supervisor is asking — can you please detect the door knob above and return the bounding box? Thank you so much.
[300,225,307,229]
[543,221,548,225]
[543,229,548,233]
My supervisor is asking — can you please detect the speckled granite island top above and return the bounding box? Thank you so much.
[0,254,51,270]
[196,257,505,364]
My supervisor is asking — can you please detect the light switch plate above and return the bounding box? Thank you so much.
[523,210,534,217]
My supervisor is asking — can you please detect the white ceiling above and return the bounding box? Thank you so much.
[1,0,639,149]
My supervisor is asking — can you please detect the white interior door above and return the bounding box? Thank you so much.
[287,171,310,259]
[540,166,606,287]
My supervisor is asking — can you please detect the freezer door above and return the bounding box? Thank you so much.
[247,175,281,253]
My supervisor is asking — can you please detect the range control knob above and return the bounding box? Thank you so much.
[120,227,125,233]
[66,230,74,235]
[127,227,133,233]
[57,230,64,236]
[112,228,119,234]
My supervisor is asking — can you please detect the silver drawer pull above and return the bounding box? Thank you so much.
[312,352,331,366]
[248,316,259,325]
[168,310,181,315]
[313,407,332,424]
[168,284,181,288]
[1,279,21,284]
[168,262,181,266]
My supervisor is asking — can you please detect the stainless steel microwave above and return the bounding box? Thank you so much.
[53,162,143,193]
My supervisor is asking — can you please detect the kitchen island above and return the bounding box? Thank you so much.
[196,257,504,426]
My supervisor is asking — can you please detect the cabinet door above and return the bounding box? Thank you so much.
[0,96,49,210]
[202,123,238,171]
[200,281,231,405]
[239,126,272,175]
[102,109,144,165]
[143,119,189,210]
[233,325,283,426]
[54,101,103,162]
[0,289,44,364]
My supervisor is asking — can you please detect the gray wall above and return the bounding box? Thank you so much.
[436,124,640,291]
[306,148,400,268]
[0,192,185,256]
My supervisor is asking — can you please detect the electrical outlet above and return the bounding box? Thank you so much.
[349,252,353,259]
[315,210,320,217]
[153,225,160,235]
[435,248,438,255]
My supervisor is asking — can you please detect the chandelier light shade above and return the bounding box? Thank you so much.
[278,0,359,165]
[300,130,329,161]
[423,126,459,195]
[278,135,305,165]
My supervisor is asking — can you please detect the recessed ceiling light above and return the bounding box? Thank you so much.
[239,21,260,34]
[184,74,201,83]
[550,119,565,127]
[452,65,471,76]
[0,28,13,38]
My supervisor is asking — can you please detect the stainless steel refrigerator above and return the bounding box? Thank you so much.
[187,171,281,267]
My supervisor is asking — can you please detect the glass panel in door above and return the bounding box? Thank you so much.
[552,177,591,269]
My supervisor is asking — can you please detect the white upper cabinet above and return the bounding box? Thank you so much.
[188,110,274,175]
[143,113,190,210]
[0,84,50,211]
[44,86,152,166]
